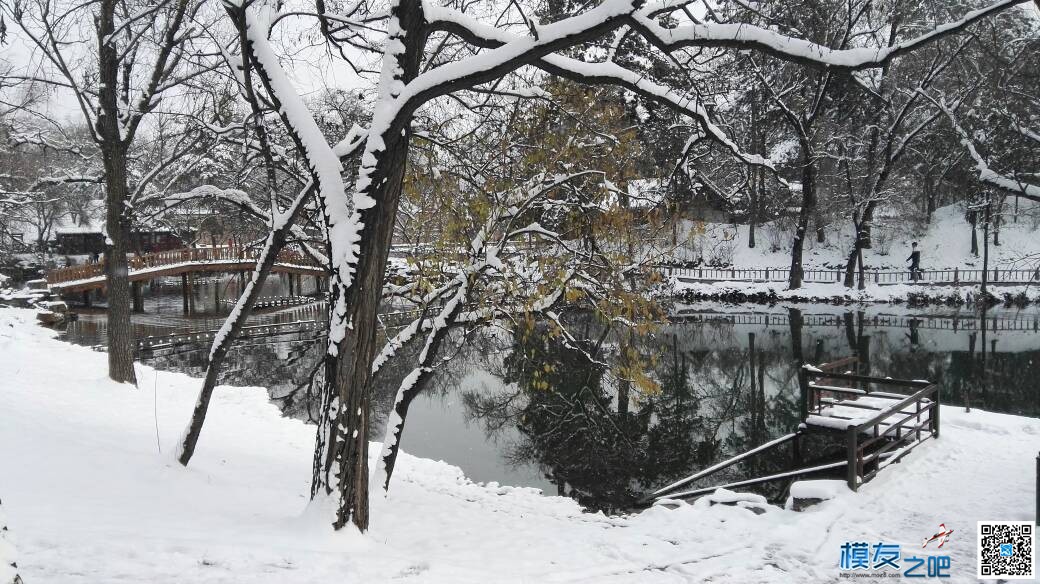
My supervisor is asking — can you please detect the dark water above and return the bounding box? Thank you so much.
[64,273,322,341]
[56,283,1040,511]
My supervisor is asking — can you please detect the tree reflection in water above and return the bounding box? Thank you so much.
[65,304,1040,512]
[460,314,840,512]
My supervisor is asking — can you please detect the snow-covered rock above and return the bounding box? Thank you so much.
[786,480,849,511]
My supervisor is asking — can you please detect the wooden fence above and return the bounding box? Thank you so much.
[662,265,1040,286]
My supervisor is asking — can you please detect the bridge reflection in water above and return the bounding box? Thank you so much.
[58,301,1040,512]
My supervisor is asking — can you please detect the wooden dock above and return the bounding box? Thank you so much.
[646,357,940,504]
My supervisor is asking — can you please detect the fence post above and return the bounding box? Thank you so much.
[954,267,959,284]
[932,385,941,439]
[764,268,770,281]
[847,428,858,491]
[875,270,880,284]
[994,268,999,282]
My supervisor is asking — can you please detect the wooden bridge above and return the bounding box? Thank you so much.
[646,357,939,504]
[45,247,325,293]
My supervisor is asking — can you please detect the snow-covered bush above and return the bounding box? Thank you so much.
[764,217,795,253]
[706,229,736,266]
[872,225,894,256]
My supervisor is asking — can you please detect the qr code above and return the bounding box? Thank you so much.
[978,521,1035,579]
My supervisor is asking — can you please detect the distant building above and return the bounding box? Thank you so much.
[44,200,185,255]
[53,229,183,255]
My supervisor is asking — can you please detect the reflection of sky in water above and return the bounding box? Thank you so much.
[403,369,557,493]
[57,291,1040,509]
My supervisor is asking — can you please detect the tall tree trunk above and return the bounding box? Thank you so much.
[788,146,815,289]
[98,1,137,385]
[844,202,876,288]
[312,0,426,532]
[748,97,759,249]
[969,211,979,256]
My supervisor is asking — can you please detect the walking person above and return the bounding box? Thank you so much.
[907,242,922,282]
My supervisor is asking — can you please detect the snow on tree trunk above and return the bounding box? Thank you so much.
[311,0,427,532]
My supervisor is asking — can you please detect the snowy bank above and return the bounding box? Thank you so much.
[0,307,1035,583]
[676,203,1040,272]
[665,278,1040,306]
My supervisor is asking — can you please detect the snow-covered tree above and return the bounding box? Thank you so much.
[1,0,228,383]
[174,0,1033,531]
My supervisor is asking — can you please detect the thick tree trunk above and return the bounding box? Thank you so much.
[99,153,137,385]
[312,0,427,532]
[319,155,409,531]
[788,147,815,289]
[97,0,136,385]
[844,202,876,288]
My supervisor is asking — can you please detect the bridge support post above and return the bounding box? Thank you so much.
[82,290,92,308]
[288,273,295,296]
[132,281,144,313]
[181,273,190,314]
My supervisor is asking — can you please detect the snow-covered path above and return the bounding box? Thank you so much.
[0,307,1034,583]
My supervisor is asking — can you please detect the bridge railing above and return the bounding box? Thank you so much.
[46,246,323,286]
[660,265,1040,285]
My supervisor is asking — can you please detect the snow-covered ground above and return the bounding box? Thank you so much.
[0,306,1035,583]
[660,203,1040,303]
[677,203,1040,271]
[666,278,1040,305]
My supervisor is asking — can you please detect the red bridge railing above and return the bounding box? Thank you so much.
[45,247,323,286]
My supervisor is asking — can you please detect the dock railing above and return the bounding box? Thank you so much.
[802,367,940,491]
